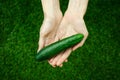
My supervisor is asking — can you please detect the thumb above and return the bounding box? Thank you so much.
[37,36,45,53]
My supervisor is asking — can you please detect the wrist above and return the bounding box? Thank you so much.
[64,10,84,20]
[44,10,62,19]
[65,10,84,19]
[42,0,62,19]
[44,10,63,23]
[66,0,88,18]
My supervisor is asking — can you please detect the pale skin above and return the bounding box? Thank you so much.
[38,0,89,67]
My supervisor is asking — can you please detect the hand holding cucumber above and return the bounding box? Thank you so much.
[37,16,88,67]
[37,0,62,53]
[48,14,88,67]
[36,34,84,61]
[38,0,89,67]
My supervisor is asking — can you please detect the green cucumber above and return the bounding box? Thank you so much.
[36,34,84,61]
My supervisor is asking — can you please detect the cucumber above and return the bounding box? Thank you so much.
[36,34,84,61]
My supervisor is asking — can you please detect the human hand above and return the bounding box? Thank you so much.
[48,12,88,67]
[37,14,62,52]
[37,0,62,52]
[38,0,89,68]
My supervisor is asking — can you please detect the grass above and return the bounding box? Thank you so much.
[0,0,120,80]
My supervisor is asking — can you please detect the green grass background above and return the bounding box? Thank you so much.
[0,0,120,80]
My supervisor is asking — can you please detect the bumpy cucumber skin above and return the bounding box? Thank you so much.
[36,34,84,61]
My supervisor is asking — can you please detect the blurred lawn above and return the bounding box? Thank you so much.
[0,0,120,80]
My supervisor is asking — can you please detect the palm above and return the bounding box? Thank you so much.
[48,14,88,67]
[38,16,62,52]
[58,18,87,39]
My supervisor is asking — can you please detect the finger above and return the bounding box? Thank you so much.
[50,51,64,66]
[48,36,60,63]
[72,35,88,51]
[37,37,45,53]
[64,59,68,62]
[50,53,68,66]
[56,48,72,66]
[47,36,59,62]
[48,61,56,68]
[48,57,55,63]
[48,36,62,66]
[48,56,57,68]
[54,35,70,66]
[48,54,58,63]
[59,64,63,67]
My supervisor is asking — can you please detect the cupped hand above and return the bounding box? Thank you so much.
[37,14,62,52]
[48,12,89,67]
